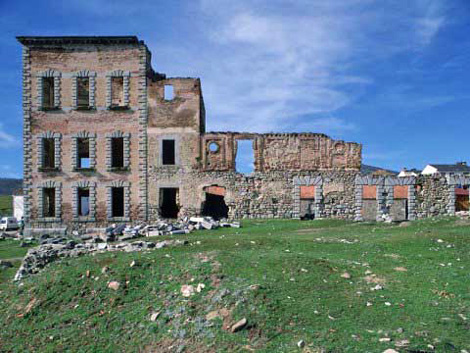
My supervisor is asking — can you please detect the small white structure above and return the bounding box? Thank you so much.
[398,168,419,178]
[13,195,24,220]
[421,165,439,175]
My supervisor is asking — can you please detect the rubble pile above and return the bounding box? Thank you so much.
[96,217,241,242]
[13,217,240,281]
[14,239,188,281]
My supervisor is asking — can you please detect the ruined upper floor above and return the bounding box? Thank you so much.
[17,36,206,132]
[201,132,361,172]
[18,35,361,172]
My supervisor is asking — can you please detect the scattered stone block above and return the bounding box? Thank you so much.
[231,318,247,333]
[108,281,120,291]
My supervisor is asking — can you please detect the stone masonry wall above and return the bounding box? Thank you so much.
[416,175,450,218]
[201,133,361,173]
[148,169,358,221]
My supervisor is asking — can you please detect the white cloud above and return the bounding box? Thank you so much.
[414,0,445,46]
[37,0,447,138]
[0,124,18,148]
[191,0,447,134]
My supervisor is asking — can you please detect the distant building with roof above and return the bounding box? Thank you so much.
[421,162,470,176]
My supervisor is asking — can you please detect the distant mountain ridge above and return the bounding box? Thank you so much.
[0,178,22,195]
[360,164,398,175]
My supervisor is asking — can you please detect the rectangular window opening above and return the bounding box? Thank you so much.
[235,140,255,174]
[162,139,175,165]
[43,187,56,217]
[78,188,90,216]
[111,137,124,168]
[77,138,90,169]
[111,77,124,107]
[159,188,179,218]
[43,77,54,108]
[77,77,90,108]
[111,187,124,218]
[43,138,55,169]
[164,84,174,101]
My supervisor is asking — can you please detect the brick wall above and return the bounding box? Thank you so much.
[21,38,148,233]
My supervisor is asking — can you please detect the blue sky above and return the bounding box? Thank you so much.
[1,0,470,178]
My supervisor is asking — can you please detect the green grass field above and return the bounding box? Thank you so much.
[0,195,12,217]
[0,240,32,283]
[0,218,469,352]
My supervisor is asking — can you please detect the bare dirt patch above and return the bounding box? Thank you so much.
[364,274,386,284]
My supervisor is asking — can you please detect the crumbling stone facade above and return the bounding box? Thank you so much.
[18,36,469,235]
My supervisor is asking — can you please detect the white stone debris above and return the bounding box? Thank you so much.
[14,239,188,281]
[180,284,195,297]
[107,281,120,290]
[231,318,247,333]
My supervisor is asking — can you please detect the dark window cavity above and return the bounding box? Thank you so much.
[111,137,124,168]
[162,139,175,165]
[111,187,124,217]
[43,188,55,217]
[77,77,90,108]
[43,77,54,108]
[42,138,55,168]
[159,188,179,218]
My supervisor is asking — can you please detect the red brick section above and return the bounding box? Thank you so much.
[394,185,408,199]
[300,186,315,199]
[455,187,469,196]
[204,185,226,196]
[363,185,377,199]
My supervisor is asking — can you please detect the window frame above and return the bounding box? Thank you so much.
[36,69,61,110]
[159,135,179,167]
[71,131,96,171]
[37,131,61,171]
[72,181,96,222]
[72,70,96,110]
[106,70,131,110]
[106,181,130,222]
[37,181,62,222]
[106,131,131,171]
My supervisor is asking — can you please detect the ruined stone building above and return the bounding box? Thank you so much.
[17,36,469,235]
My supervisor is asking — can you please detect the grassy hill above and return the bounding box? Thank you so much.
[0,178,22,196]
[0,195,12,217]
[1,218,469,352]
[361,164,398,175]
